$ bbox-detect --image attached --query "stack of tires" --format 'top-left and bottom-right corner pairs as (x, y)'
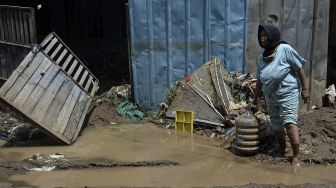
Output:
(234, 111), (259, 154)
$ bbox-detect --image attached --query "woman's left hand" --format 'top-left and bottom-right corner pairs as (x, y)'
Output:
(301, 88), (309, 103)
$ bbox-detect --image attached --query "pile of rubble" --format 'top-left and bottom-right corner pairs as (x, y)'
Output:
(96, 84), (145, 121)
(155, 58), (269, 145)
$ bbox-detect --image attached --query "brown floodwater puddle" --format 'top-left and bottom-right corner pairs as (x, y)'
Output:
(1, 123), (336, 187)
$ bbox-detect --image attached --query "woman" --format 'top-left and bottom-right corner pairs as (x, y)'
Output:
(253, 24), (309, 166)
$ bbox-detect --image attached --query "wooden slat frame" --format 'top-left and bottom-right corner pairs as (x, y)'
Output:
(0, 30), (99, 143)
(0, 10), (5, 40)
(0, 5), (36, 46)
(40, 33), (99, 97)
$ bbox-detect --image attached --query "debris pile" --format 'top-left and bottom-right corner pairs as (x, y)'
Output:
(0, 111), (47, 145)
(101, 84), (131, 106)
(95, 84), (146, 122)
(24, 153), (65, 172)
(323, 84), (336, 107)
(158, 57), (268, 144)
(0, 112), (19, 140)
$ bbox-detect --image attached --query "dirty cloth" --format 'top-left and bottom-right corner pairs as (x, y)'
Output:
(116, 101), (144, 120)
(257, 44), (305, 129)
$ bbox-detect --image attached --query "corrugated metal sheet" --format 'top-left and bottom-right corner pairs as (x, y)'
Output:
(129, 0), (247, 110)
(246, 0), (329, 109)
(129, 0), (329, 110)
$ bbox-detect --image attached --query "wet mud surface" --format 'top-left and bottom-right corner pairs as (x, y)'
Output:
(253, 107), (336, 166)
(0, 158), (180, 175)
(1, 104), (336, 187)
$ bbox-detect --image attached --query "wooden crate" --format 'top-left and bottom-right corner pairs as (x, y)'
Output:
(0, 32), (99, 144)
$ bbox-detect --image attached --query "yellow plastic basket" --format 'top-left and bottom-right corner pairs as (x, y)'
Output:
(175, 111), (194, 133)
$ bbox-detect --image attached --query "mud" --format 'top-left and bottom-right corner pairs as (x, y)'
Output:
(0, 158), (180, 173)
(298, 107), (336, 164)
(253, 107), (336, 166)
(0, 124), (335, 187)
(1, 101), (336, 187)
(88, 102), (132, 126)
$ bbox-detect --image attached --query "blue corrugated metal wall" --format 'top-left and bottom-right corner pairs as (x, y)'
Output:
(129, 0), (247, 110)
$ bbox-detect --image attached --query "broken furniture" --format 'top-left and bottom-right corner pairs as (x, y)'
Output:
(0, 32), (99, 144)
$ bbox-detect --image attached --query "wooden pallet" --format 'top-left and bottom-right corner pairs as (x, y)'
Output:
(0, 33), (99, 144)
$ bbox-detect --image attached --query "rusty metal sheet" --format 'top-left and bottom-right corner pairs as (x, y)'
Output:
(0, 33), (99, 144)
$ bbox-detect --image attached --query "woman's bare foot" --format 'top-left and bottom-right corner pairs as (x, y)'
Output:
(292, 157), (301, 167)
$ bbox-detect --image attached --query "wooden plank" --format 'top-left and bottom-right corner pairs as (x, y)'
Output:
(73, 65), (83, 81)
(28, 8), (36, 42)
(6, 10), (12, 42)
(21, 62), (60, 114)
(90, 81), (98, 96)
(12, 57), (51, 107)
(64, 91), (89, 140)
(0, 55), (7, 78)
(4, 9), (10, 42)
(0, 40), (30, 48)
(22, 12), (29, 44)
(61, 54), (73, 70)
(84, 75), (93, 91)
(53, 85), (81, 134)
(50, 32), (98, 82)
(30, 71), (66, 122)
(0, 52), (44, 96)
(55, 48), (68, 64)
(4, 55), (46, 102)
(14, 10), (21, 43)
(50, 43), (63, 59)
(0, 10), (5, 40)
(71, 97), (92, 142)
(41, 77), (75, 129)
(0, 51), (35, 95)
(0, 92), (70, 145)
(78, 70), (88, 86)
(9, 9), (16, 43)
(66, 59), (78, 75)
(40, 34), (54, 48)
(18, 10), (24, 45)
(1, 10), (6, 41)
(44, 37), (58, 54)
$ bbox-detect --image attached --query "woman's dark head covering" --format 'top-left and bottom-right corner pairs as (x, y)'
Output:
(258, 24), (286, 57)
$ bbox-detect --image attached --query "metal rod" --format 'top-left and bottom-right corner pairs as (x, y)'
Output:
(185, 81), (225, 121)
(214, 58), (228, 114)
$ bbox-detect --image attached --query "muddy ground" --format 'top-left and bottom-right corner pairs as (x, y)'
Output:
(253, 107), (336, 166)
(0, 101), (336, 187)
